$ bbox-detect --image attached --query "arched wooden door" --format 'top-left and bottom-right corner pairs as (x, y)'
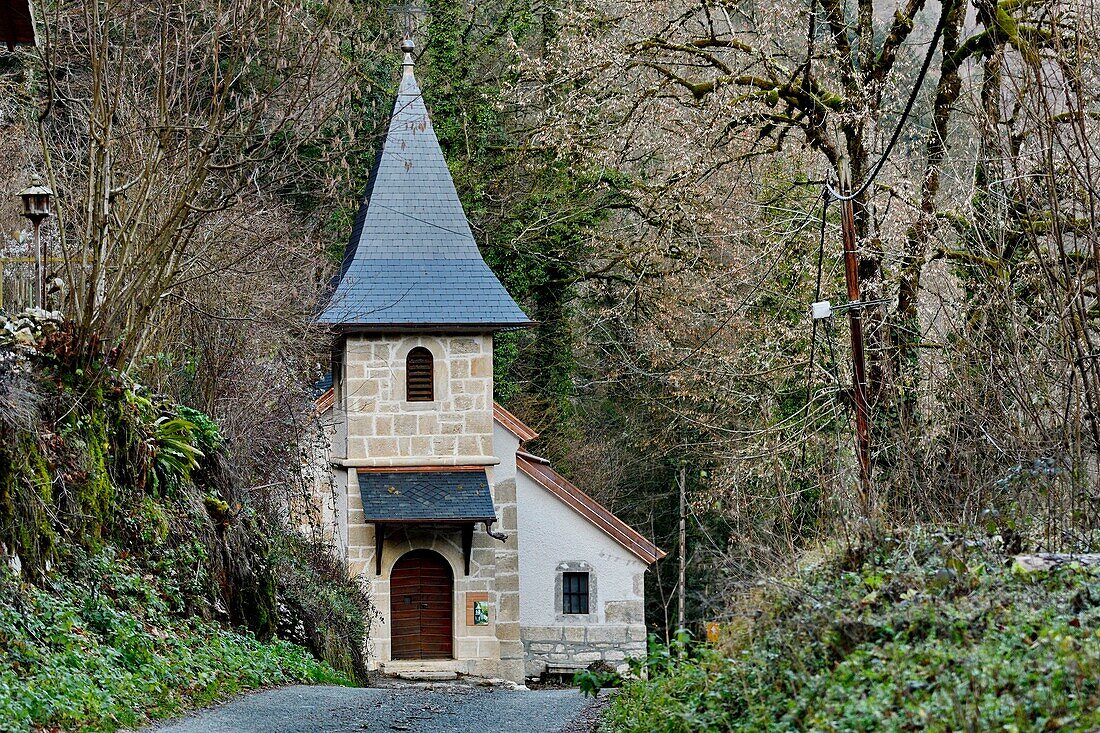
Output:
(390, 550), (454, 660)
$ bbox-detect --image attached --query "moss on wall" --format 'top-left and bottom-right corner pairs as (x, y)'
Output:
(0, 437), (56, 576)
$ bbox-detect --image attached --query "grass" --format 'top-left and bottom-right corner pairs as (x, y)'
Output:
(0, 547), (351, 733)
(601, 528), (1100, 732)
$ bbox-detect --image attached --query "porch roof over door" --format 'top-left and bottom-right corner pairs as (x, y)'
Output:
(356, 468), (497, 523)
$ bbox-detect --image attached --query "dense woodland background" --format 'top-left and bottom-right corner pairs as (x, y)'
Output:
(3, 0), (1099, 641)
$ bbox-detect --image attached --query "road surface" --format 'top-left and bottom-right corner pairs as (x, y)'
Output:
(140, 681), (605, 733)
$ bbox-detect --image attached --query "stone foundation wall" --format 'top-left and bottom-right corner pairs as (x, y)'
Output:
(521, 624), (647, 679)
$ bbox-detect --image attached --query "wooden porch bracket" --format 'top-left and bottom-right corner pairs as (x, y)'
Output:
(462, 523), (473, 576)
(375, 523), (385, 575)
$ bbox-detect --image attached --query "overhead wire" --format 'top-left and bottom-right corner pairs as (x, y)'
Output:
(823, 0), (956, 201)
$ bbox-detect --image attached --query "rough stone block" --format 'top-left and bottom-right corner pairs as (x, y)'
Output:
(522, 626), (563, 641)
(432, 436), (457, 454)
(466, 413), (492, 434)
(585, 625), (628, 644)
(498, 592), (520, 621)
(350, 397), (378, 413)
(347, 524), (372, 547)
(367, 437), (399, 457)
(495, 621), (521, 643)
(563, 627), (586, 643)
(604, 600), (645, 624)
(471, 356), (492, 378)
(452, 338), (481, 354)
(373, 414), (393, 435)
(347, 416), (373, 437)
(456, 436), (480, 456)
(346, 338), (371, 355)
(493, 478), (517, 503)
(417, 414), (439, 434)
(394, 414), (417, 435)
(494, 553), (518, 575)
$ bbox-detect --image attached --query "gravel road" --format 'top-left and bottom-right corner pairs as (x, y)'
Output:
(140, 682), (604, 733)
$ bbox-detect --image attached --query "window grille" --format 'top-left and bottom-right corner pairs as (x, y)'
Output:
(562, 571), (590, 614)
(406, 347), (434, 401)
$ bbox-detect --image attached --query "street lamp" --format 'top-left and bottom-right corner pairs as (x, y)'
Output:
(18, 175), (53, 309)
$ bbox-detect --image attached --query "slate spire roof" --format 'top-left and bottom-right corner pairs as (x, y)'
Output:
(320, 39), (533, 332)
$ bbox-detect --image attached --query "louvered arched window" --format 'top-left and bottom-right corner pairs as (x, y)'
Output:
(406, 347), (434, 402)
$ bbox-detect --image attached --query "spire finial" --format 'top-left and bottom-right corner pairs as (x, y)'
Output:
(401, 37), (415, 68)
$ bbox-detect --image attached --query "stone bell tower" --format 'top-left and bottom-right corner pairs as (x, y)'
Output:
(318, 39), (533, 682)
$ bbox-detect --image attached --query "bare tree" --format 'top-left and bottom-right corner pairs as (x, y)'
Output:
(32, 0), (372, 365)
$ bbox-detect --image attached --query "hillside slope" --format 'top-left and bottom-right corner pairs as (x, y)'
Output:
(602, 529), (1100, 732)
(0, 311), (372, 732)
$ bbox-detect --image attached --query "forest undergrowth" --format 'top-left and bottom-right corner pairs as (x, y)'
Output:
(600, 527), (1100, 732)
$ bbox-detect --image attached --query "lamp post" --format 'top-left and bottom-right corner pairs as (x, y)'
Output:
(18, 176), (53, 310)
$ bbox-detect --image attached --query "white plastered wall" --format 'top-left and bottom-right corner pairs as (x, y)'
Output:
(514, 467), (648, 677)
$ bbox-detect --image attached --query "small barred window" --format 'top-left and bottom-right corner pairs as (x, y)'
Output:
(406, 347), (434, 402)
(562, 572), (590, 614)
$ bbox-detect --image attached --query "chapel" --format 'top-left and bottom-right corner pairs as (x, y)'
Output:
(312, 39), (664, 683)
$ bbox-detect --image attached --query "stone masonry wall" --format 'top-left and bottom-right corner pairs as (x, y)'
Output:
(333, 332), (525, 682)
(342, 335), (494, 464)
(486, 476), (523, 682)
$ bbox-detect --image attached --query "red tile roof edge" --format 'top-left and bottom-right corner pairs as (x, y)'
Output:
(516, 454), (667, 565)
(493, 402), (539, 442)
(315, 387), (335, 415)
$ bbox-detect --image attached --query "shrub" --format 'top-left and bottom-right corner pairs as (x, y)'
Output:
(602, 529), (1100, 732)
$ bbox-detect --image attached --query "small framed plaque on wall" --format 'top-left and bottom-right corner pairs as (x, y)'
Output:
(466, 592), (490, 626)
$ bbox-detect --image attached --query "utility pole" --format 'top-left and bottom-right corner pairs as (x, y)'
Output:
(838, 163), (873, 507)
(677, 465), (686, 636)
